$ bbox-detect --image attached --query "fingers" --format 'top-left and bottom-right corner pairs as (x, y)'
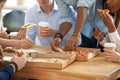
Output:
(20, 38), (35, 49)
(39, 28), (55, 37)
(104, 48), (114, 53)
(64, 36), (79, 51)
(51, 38), (61, 51)
(0, 31), (8, 38)
(17, 28), (26, 39)
(93, 28), (104, 41)
(65, 39), (75, 51)
(0, 45), (4, 59)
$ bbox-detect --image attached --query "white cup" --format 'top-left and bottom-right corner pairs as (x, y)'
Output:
(9, 32), (18, 39)
(104, 42), (116, 50)
(38, 21), (50, 38)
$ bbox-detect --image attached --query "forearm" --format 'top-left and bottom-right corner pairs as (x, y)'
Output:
(73, 7), (87, 34)
(107, 25), (116, 33)
(59, 22), (72, 36)
(0, 38), (19, 48)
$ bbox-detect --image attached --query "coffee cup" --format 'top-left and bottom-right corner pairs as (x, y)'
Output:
(104, 42), (116, 50)
(38, 21), (50, 38)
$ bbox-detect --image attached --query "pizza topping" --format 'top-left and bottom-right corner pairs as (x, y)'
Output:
(97, 9), (110, 14)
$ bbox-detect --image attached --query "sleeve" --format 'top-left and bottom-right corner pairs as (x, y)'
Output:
(99, 35), (111, 46)
(77, 0), (96, 8)
(25, 9), (37, 41)
(55, 0), (74, 25)
(0, 65), (14, 80)
(108, 30), (120, 52)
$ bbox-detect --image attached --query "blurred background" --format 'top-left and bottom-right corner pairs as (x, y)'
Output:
(2, 0), (37, 33)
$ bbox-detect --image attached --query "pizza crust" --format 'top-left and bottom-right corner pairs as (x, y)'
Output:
(22, 23), (36, 29)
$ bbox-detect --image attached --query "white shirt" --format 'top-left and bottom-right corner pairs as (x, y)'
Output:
(100, 15), (120, 52)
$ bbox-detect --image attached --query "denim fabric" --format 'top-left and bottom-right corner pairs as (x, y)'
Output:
(0, 65), (14, 80)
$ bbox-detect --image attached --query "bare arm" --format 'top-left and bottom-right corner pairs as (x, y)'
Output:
(59, 22), (72, 36)
(74, 7), (87, 34)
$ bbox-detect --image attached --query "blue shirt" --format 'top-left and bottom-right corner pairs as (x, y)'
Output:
(25, 1), (76, 46)
(0, 65), (14, 80)
(55, 0), (108, 38)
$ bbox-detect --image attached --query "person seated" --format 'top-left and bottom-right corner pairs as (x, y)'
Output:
(0, 45), (26, 80)
(0, 0), (35, 49)
(93, 0), (120, 63)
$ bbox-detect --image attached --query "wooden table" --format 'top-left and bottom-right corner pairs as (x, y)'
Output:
(11, 55), (120, 80)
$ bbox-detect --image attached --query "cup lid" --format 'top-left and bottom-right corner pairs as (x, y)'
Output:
(104, 42), (116, 47)
(38, 21), (50, 27)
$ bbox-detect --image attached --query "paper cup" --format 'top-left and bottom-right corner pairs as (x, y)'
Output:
(104, 42), (116, 50)
(38, 21), (50, 38)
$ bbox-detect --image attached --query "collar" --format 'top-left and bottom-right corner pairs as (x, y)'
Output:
(36, 1), (58, 13)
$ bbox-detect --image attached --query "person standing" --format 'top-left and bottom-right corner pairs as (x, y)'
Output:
(25, 0), (76, 47)
(51, 0), (108, 51)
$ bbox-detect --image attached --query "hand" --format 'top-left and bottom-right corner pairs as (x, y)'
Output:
(93, 28), (104, 42)
(17, 28), (26, 39)
(104, 48), (120, 62)
(64, 36), (80, 51)
(51, 37), (62, 51)
(15, 38), (35, 49)
(11, 52), (26, 71)
(39, 27), (57, 38)
(0, 45), (3, 59)
(0, 31), (9, 39)
(0, 2), (5, 11)
(98, 10), (116, 33)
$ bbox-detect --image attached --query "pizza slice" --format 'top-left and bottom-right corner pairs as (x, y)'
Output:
(97, 9), (110, 14)
(56, 47), (64, 52)
(15, 49), (24, 57)
(22, 23), (36, 29)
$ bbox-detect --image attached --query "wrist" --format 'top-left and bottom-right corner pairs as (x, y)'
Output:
(72, 32), (81, 38)
(53, 32), (63, 40)
(9, 61), (18, 72)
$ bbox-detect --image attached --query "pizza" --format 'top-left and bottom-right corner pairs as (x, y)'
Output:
(66, 48), (100, 61)
(3, 47), (23, 57)
(103, 9), (110, 14)
(15, 49), (24, 57)
(22, 23), (36, 29)
(3, 47), (16, 53)
(97, 9), (110, 14)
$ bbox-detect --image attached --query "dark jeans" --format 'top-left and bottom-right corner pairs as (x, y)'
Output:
(79, 33), (104, 51)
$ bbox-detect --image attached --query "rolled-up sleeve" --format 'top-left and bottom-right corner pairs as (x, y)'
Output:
(55, 0), (74, 25)
(77, 0), (96, 8)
